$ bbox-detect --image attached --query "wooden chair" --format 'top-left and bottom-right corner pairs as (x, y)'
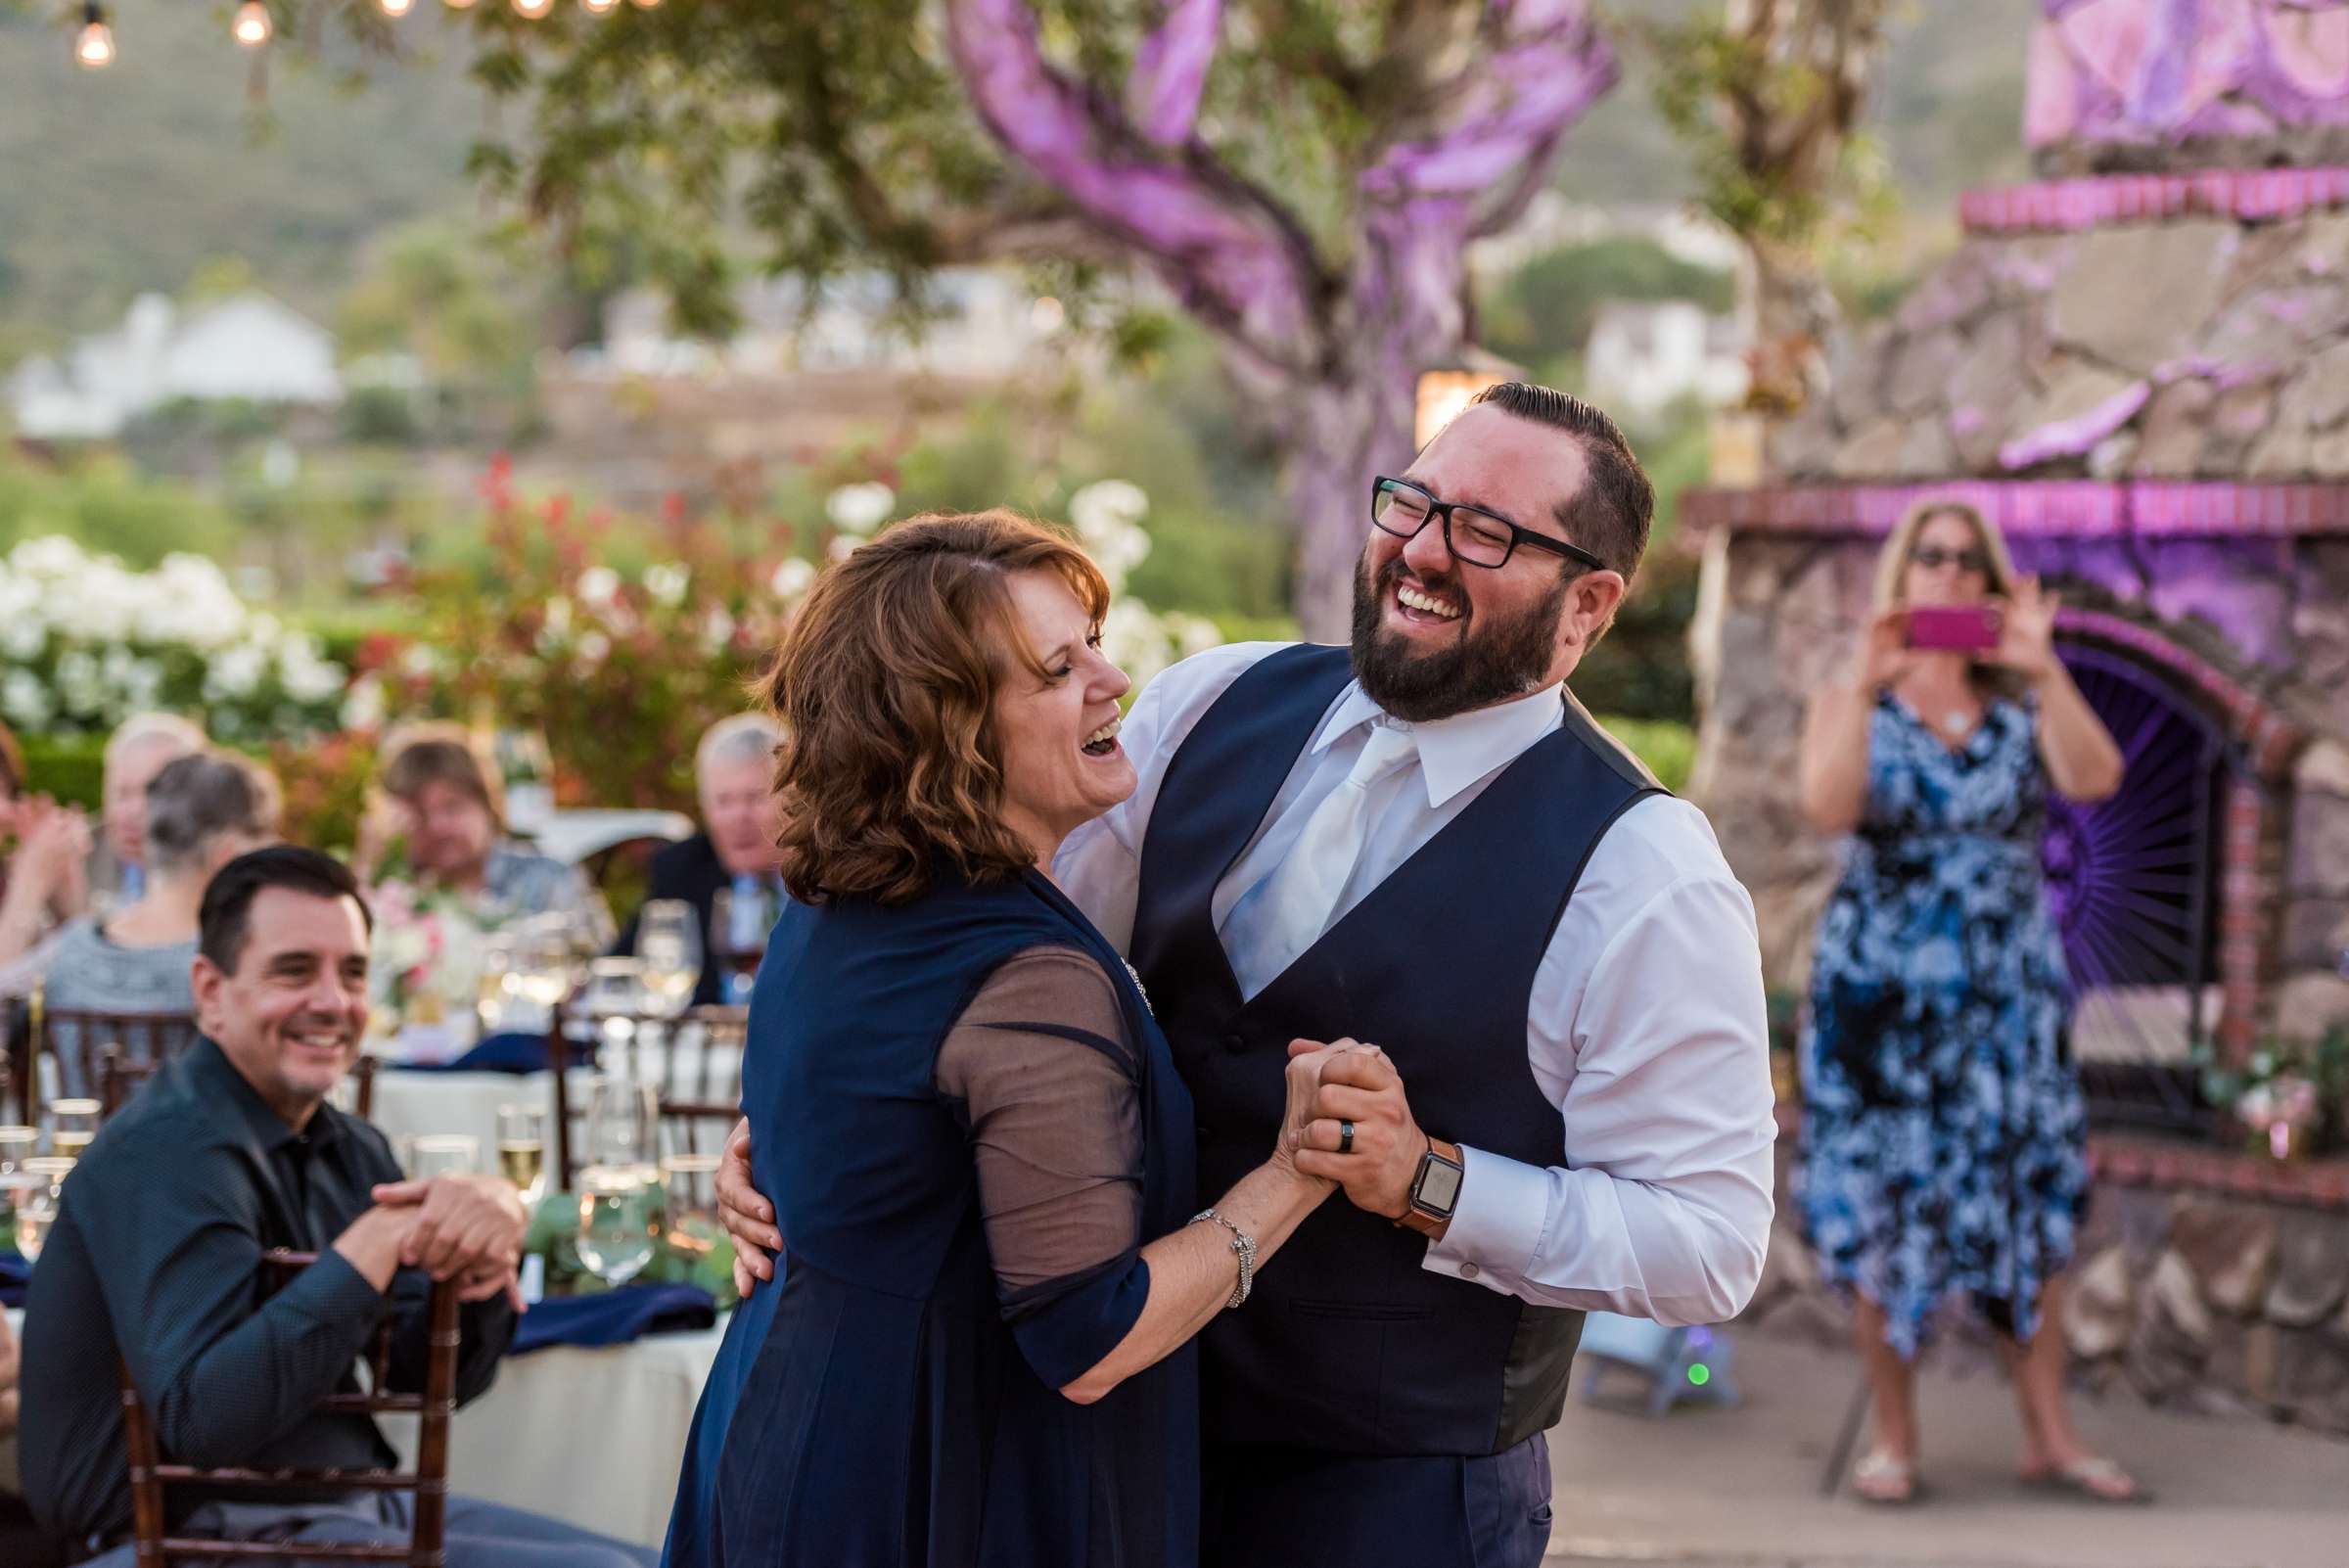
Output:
(547, 1004), (747, 1188)
(98, 1051), (378, 1124)
(26, 992), (200, 1121)
(116, 1248), (460, 1567)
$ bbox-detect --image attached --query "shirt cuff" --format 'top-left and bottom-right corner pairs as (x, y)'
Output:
(1419, 1145), (1550, 1298)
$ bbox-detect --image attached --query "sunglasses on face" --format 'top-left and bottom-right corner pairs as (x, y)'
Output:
(1909, 544), (1991, 576)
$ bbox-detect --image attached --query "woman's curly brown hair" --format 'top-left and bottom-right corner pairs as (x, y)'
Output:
(762, 510), (1110, 905)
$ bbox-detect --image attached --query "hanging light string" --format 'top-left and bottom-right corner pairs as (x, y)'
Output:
(69, 0), (656, 68)
(73, 0), (115, 68)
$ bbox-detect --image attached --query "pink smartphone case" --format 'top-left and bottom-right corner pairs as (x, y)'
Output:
(1906, 605), (2002, 651)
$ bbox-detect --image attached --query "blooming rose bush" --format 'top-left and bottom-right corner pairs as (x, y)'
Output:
(0, 536), (346, 744)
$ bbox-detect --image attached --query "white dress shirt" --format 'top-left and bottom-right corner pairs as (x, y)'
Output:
(1055, 641), (1777, 1327)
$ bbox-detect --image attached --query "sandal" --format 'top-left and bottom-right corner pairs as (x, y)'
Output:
(2022, 1454), (2149, 1504)
(1852, 1448), (1922, 1504)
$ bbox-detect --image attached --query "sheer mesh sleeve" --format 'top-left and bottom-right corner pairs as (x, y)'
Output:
(936, 945), (1144, 1303)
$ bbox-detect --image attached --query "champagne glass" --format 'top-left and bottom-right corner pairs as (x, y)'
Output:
(575, 1163), (662, 1289)
(15, 1156), (75, 1262)
(408, 1133), (481, 1180)
(48, 1098), (100, 1160)
(0, 1125), (36, 1180)
(637, 899), (702, 1019)
(496, 1103), (548, 1205)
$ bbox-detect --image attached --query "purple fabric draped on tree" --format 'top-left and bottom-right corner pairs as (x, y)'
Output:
(2030, 0), (2349, 150)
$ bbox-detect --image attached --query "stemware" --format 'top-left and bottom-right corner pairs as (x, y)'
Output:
(48, 1098), (100, 1160)
(496, 1103), (549, 1205)
(408, 1133), (482, 1180)
(15, 1156), (75, 1261)
(636, 899), (703, 1019)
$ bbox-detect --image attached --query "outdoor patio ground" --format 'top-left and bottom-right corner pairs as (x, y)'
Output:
(1543, 1324), (2346, 1568)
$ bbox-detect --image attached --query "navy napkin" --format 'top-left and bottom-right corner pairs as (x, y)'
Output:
(510, 1281), (716, 1355)
(1, 1249), (27, 1309)
(394, 1031), (589, 1075)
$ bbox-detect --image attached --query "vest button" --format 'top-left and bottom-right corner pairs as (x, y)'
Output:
(1222, 1033), (1247, 1054)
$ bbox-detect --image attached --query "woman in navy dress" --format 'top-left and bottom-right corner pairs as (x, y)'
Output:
(1796, 499), (2135, 1505)
(662, 511), (1338, 1568)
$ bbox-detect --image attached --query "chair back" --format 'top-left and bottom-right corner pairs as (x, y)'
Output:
(547, 1004), (746, 1188)
(98, 1051), (376, 1125)
(116, 1248), (460, 1566)
(28, 993), (200, 1119)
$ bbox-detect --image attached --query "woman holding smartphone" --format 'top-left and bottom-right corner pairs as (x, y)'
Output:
(1796, 499), (2132, 1505)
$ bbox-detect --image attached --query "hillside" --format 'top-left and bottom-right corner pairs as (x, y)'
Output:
(0, 0), (2040, 353)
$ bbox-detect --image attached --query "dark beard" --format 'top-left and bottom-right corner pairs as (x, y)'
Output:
(1349, 553), (1571, 722)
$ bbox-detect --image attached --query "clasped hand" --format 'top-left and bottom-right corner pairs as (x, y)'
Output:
(365, 1174), (530, 1309)
(1279, 1038), (1424, 1222)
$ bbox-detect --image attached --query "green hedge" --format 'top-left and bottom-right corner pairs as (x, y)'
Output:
(1598, 716), (1695, 795)
(19, 732), (109, 810)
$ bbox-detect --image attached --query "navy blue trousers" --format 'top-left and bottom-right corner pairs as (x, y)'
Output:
(83, 1495), (658, 1568)
(1201, 1434), (1552, 1568)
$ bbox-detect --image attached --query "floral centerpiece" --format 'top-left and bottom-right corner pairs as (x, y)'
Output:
(2197, 1031), (2349, 1160)
(365, 875), (493, 1055)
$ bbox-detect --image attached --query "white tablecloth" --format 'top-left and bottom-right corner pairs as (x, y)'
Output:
(366, 1067), (585, 1164)
(387, 1318), (726, 1549)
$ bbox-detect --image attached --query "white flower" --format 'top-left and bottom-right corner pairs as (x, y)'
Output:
(54, 649), (106, 717)
(769, 558), (816, 600)
(644, 562), (691, 608)
(826, 534), (860, 564)
(702, 607), (737, 652)
(1, 670), (51, 729)
(341, 674), (387, 733)
(1069, 479), (1149, 535)
(1, 620), (47, 661)
(577, 631), (612, 667)
(576, 566), (621, 607)
(205, 642), (270, 701)
(280, 650), (347, 705)
(400, 644), (447, 678)
(825, 482), (897, 536)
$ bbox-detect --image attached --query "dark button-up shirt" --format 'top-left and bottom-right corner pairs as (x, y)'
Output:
(20, 1037), (516, 1544)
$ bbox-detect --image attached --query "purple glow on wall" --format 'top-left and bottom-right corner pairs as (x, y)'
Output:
(2029, 0), (2349, 147)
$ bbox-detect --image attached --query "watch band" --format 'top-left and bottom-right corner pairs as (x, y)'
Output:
(1395, 1137), (1464, 1238)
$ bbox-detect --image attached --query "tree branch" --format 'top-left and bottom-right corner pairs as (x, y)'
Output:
(1128, 0), (1223, 146)
(945, 0), (1326, 373)
(1356, 0), (1618, 243)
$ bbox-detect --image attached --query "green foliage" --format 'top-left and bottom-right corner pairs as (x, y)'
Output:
(17, 732), (108, 812)
(0, 453), (244, 566)
(1595, 715), (1695, 796)
(1479, 238), (1733, 368)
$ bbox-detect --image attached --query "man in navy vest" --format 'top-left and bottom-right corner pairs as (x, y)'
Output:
(718, 383), (1775, 1566)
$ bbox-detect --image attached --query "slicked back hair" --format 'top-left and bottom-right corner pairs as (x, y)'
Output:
(1464, 382), (1654, 583)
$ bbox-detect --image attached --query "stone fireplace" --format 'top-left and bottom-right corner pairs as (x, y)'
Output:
(1684, 0), (2349, 1428)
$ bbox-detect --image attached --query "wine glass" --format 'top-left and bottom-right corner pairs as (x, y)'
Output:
(508, 915), (578, 1030)
(48, 1099), (100, 1160)
(15, 1156), (75, 1262)
(476, 930), (520, 1035)
(584, 1077), (663, 1181)
(636, 900), (702, 1020)
(575, 1163), (662, 1289)
(710, 884), (775, 1001)
(0, 1125), (37, 1180)
(582, 957), (646, 1073)
(408, 1133), (481, 1180)
(496, 1103), (548, 1205)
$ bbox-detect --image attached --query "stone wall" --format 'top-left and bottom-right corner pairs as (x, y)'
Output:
(1742, 1138), (2349, 1436)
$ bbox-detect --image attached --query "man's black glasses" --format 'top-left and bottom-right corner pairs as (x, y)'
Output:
(1910, 544), (1991, 575)
(1369, 476), (1608, 574)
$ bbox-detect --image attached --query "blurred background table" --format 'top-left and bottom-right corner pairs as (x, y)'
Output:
(386, 1313), (726, 1549)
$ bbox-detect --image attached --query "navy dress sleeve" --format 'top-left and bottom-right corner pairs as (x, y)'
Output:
(935, 946), (1151, 1391)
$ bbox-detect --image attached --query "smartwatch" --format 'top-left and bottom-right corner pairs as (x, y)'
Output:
(1396, 1137), (1464, 1238)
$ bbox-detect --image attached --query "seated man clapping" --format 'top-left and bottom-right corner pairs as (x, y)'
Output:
(18, 846), (654, 1567)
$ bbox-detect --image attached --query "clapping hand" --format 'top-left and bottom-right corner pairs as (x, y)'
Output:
(1282, 1039), (1424, 1221)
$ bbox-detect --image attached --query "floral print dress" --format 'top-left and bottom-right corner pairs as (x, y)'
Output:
(1798, 693), (2089, 1359)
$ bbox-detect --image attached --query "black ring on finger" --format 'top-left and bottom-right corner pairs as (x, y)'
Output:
(1337, 1120), (1355, 1156)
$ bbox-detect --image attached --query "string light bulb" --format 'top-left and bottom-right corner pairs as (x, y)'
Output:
(73, 2), (115, 67)
(232, 0), (272, 45)
(629, 0), (661, 9)
(512, 0), (553, 18)
(440, 0), (477, 9)
(379, 0), (416, 16)
(582, 0), (621, 13)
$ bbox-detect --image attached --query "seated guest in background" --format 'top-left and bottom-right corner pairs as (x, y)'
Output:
(616, 713), (783, 1005)
(0, 718), (91, 967)
(18, 846), (656, 1567)
(85, 713), (207, 919)
(357, 722), (614, 944)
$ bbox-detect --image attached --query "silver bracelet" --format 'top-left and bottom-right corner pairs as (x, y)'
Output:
(1191, 1207), (1257, 1310)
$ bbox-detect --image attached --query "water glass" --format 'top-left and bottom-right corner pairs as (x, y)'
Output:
(663, 1151), (725, 1266)
(0, 1125), (37, 1179)
(477, 931), (520, 1034)
(637, 899), (703, 1019)
(576, 1164), (663, 1288)
(585, 1077), (663, 1181)
(496, 1103), (549, 1205)
(48, 1099), (100, 1161)
(15, 1156), (75, 1262)
(408, 1133), (481, 1180)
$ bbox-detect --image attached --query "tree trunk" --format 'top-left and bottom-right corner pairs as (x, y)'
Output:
(1281, 368), (1420, 643)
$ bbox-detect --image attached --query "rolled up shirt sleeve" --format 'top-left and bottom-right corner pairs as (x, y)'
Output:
(1421, 873), (1777, 1326)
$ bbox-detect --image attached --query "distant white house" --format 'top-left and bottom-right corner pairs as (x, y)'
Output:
(1583, 298), (1750, 417)
(6, 291), (342, 440)
(585, 267), (1068, 380)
